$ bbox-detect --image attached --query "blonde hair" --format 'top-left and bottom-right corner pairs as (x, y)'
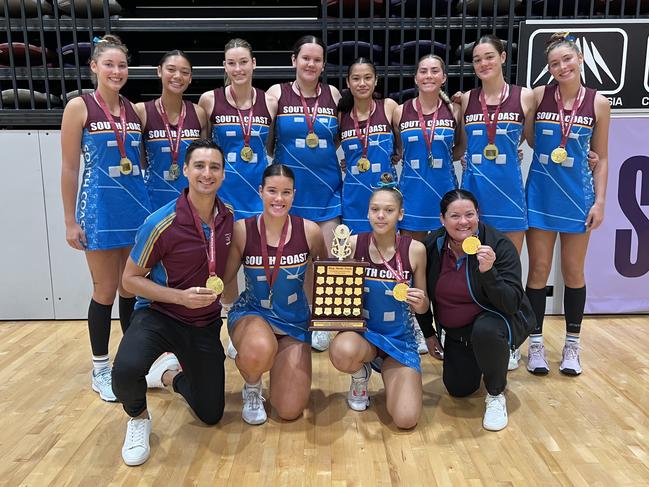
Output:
(90, 35), (129, 87)
(223, 38), (254, 86)
(545, 32), (581, 59)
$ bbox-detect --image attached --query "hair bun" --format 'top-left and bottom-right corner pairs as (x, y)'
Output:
(377, 172), (398, 189)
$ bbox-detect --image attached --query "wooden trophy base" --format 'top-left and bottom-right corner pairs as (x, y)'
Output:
(309, 258), (368, 332)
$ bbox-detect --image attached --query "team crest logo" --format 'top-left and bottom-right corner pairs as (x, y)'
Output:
(526, 28), (628, 95)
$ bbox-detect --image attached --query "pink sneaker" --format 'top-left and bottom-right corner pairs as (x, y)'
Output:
(527, 343), (549, 375)
(559, 342), (582, 376)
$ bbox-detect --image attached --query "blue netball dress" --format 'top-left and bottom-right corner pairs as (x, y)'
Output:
(142, 100), (202, 210)
(274, 82), (342, 222)
(77, 93), (152, 250)
(526, 85), (597, 233)
(228, 215), (312, 344)
(461, 85), (527, 232)
(339, 99), (395, 233)
(211, 87), (272, 220)
(354, 233), (420, 372)
(398, 99), (457, 231)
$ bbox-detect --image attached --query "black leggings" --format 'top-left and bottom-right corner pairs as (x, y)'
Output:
(442, 312), (510, 397)
(112, 307), (226, 425)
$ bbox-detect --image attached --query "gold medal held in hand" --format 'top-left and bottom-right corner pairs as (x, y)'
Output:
(205, 275), (224, 295)
(392, 282), (409, 302)
(357, 157), (371, 172)
(168, 163), (180, 181)
(240, 145), (254, 162)
(462, 235), (481, 255)
(120, 157), (133, 175)
(483, 144), (498, 160)
(550, 146), (568, 164)
(305, 132), (319, 148)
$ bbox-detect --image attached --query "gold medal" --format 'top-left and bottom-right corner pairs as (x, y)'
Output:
(483, 144), (498, 160)
(357, 157), (371, 172)
(392, 282), (409, 302)
(168, 163), (180, 181)
(120, 157), (133, 175)
(551, 146), (568, 164)
(462, 236), (481, 255)
(240, 145), (254, 162)
(205, 275), (224, 295)
(305, 132), (319, 148)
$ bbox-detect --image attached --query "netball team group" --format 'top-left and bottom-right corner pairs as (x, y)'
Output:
(60, 31), (609, 466)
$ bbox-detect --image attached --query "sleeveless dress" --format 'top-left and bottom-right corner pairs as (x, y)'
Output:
(77, 92), (152, 250)
(211, 87), (272, 220)
(461, 85), (527, 232)
(228, 215), (312, 344)
(339, 99), (396, 233)
(354, 233), (420, 372)
(274, 82), (342, 222)
(142, 99), (202, 210)
(398, 99), (457, 231)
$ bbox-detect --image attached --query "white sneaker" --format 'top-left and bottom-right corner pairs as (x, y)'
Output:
(226, 339), (238, 360)
(311, 330), (333, 352)
(483, 393), (508, 431)
(413, 319), (429, 354)
(347, 363), (371, 411)
(508, 348), (521, 371)
(121, 412), (152, 466)
(242, 382), (267, 425)
(92, 367), (117, 402)
(145, 353), (180, 389)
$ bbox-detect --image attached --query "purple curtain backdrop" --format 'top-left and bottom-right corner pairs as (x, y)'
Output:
(585, 117), (649, 313)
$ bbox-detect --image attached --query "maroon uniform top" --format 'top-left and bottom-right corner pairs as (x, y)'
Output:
(434, 243), (483, 329)
(131, 189), (234, 326)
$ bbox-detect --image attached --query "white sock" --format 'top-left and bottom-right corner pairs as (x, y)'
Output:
(351, 364), (369, 380)
(565, 333), (580, 345)
(529, 334), (544, 345)
(92, 355), (110, 373)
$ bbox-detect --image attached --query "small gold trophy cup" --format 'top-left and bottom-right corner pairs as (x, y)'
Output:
(309, 224), (368, 332)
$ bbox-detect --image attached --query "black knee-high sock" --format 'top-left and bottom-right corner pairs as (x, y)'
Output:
(526, 287), (547, 335)
(118, 296), (136, 334)
(88, 299), (113, 356)
(564, 286), (586, 334)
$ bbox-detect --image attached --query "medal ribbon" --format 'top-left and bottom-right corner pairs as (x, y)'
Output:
(555, 85), (585, 149)
(371, 234), (406, 283)
(229, 86), (255, 148)
(351, 100), (375, 159)
(94, 91), (128, 159)
(295, 82), (321, 136)
(259, 215), (290, 294)
(478, 83), (508, 146)
(157, 98), (186, 166)
(188, 197), (218, 277)
(415, 97), (441, 158)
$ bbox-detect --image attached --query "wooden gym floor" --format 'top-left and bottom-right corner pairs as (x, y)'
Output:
(1, 315), (648, 486)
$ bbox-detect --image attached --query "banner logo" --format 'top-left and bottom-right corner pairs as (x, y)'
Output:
(526, 28), (628, 95)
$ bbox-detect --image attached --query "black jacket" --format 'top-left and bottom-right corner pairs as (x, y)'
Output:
(416, 222), (536, 349)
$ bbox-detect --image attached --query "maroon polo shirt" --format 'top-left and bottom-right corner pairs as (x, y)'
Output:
(434, 243), (483, 329)
(131, 189), (234, 326)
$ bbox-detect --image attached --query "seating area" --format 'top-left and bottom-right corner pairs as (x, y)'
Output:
(1, 0), (646, 126)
